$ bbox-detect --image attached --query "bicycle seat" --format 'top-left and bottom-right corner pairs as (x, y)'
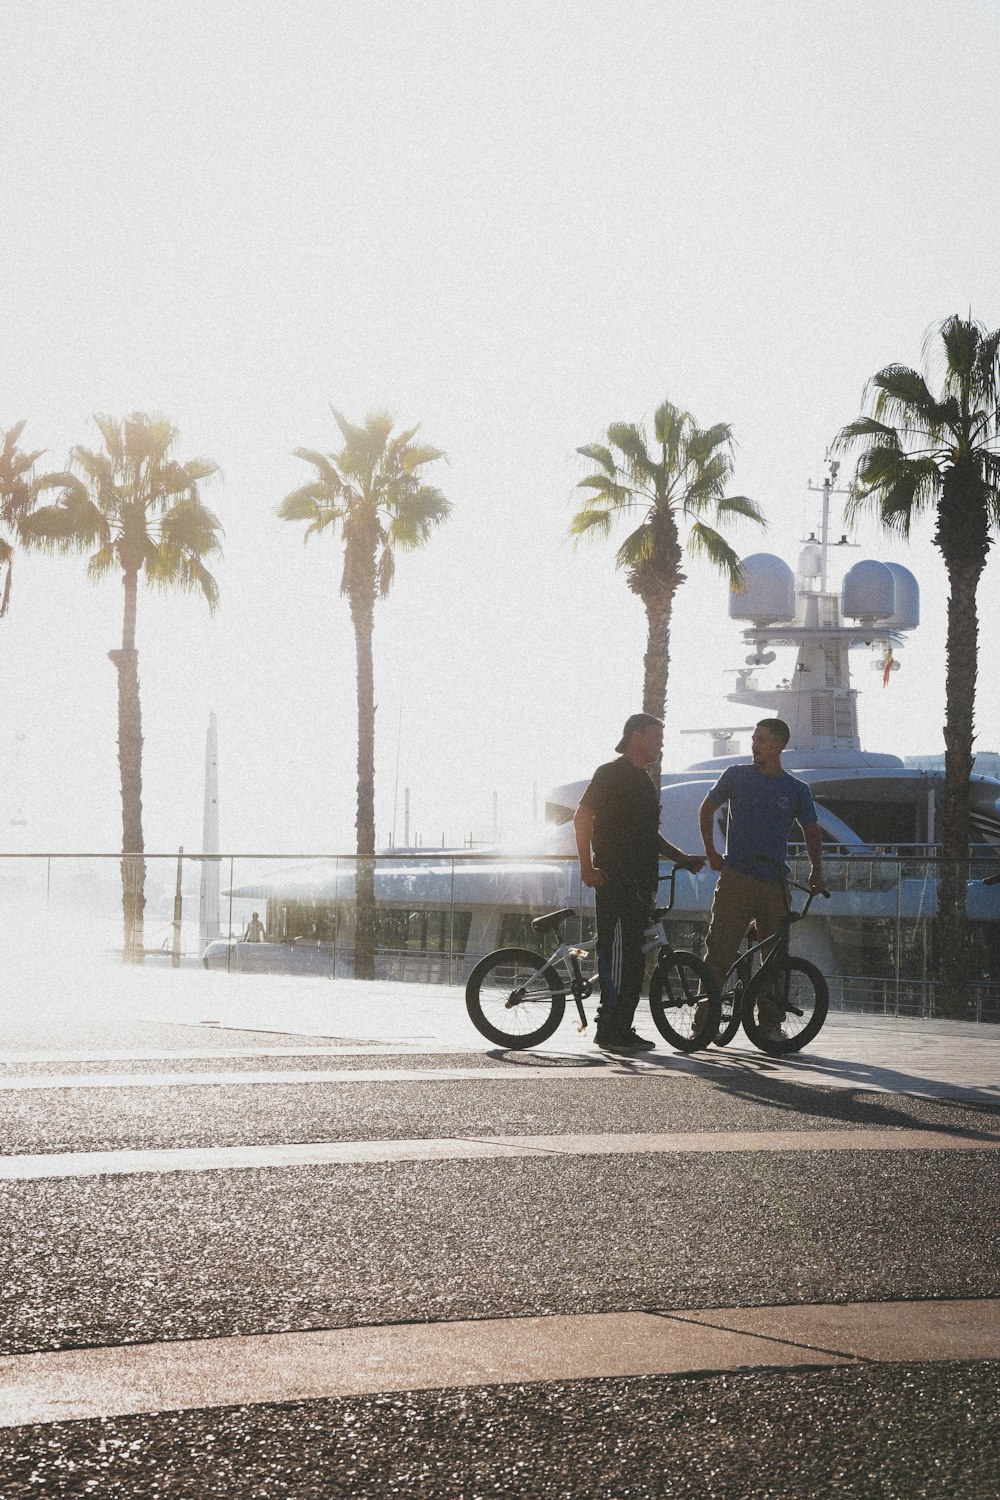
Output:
(530, 907), (576, 935)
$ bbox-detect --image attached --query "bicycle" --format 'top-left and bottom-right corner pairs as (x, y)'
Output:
(708, 875), (831, 1056)
(464, 867), (721, 1052)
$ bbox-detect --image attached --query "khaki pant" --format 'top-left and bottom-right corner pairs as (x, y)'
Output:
(704, 866), (790, 1021)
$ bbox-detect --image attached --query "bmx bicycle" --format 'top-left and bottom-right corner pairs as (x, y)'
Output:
(465, 867), (721, 1052)
(705, 874), (831, 1056)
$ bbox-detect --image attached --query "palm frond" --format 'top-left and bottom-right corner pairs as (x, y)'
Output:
(574, 474), (639, 508)
(712, 495), (767, 527)
(329, 406), (372, 453)
(22, 486), (108, 552)
(686, 521), (743, 581)
(387, 485), (452, 548)
(0, 420), (29, 459)
(92, 415), (124, 466)
(869, 366), (941, 438)
(937, 314), (984, 393)
(614, 522), (654, 571)
(292, 447), (344, 490)
(147, 549), (220, 611)
(278, 487), (330, 522)
(86, 542), (119, 583)
(606, 422), (655, 479)
(399, 441), (446, 475)
(652, 400), (688, 465)
(680, 454), (733, 511)
(376, 545), (395, 598)
(845, 454), (940, 535)
(159, 497), (224, 558)
(975, 326), (1000, 408)
(833, 417), (904, 452)
(685, 421), (734, 466)
(568, 507), (616, 542)
(575, 443), (617, 476)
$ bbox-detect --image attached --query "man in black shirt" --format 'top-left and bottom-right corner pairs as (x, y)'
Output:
(574, 714), (705, 1052)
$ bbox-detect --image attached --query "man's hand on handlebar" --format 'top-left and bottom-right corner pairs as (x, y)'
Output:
(809, 872), (831, 897)
(673, 853), (706, 874)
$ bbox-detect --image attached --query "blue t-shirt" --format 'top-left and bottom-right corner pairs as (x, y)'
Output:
(708, 764), (817, 882)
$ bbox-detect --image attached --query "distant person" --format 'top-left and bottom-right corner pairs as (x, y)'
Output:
(243, 911), (266, 943)
(699, 717), (828, 1039)
(574, 713), (705, 1053)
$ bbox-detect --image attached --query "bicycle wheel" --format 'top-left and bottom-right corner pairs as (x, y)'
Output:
(742, 956), (828, 1055)
(648, 952), (721, 1053)
(465, 948), (566, 1049)
(714, 954), (752, 1047)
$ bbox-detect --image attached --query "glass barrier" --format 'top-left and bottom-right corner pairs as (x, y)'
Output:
(0, 850), (998, 1021)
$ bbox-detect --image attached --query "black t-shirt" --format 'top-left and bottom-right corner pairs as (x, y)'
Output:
(578, 757), (661, 893)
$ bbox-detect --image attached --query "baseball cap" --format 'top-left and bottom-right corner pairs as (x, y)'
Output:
(615, 713), (663, 754)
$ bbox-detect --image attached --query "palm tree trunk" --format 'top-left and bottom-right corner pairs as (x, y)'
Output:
(109, 567), (145, 964)
(632, 556), (678, 788)
(633, 509), (683, 786)
(349, 581), (377, 980)
(641, 594), (673, 787)
(936, 556), (982, 1017)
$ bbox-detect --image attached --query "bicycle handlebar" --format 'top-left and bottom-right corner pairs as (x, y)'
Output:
(791, 886), (831, 921)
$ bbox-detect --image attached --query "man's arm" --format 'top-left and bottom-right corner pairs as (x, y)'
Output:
(658, 833), (705, 873)
(801, 820), (829, 895)
(699, 795), (725, 872)
(573, 803), (605, 888)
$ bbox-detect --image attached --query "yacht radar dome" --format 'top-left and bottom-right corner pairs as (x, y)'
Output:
(881, 562), (920, 631)
(728, 553), (796, 624)
(841, 559), (895, 623)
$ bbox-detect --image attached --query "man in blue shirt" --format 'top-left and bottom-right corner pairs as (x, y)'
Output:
(698, 718), (828, 1036)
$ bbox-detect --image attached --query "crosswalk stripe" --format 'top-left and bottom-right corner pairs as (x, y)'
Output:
(1, 1297), (997, 1428)
(0, 1066), (577, 1091)
(2, 1127), (997, 1181)
(0, 1045), (467, 1064)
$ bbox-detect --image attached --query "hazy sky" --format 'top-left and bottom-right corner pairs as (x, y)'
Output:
(3, 0), (1000, 857)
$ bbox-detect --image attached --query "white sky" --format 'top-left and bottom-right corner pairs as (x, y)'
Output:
(2, 0), (1000, 857)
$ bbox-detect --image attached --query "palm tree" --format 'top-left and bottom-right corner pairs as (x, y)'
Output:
(0, 421), (45, 617)
(278, 408), (451, 979)
(834, 314), (1000, 1016)
(25, 412), (222, 963)
(572, 399), (765, 779)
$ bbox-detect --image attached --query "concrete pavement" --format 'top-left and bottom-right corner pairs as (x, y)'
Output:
(1, 963), (998, 1495)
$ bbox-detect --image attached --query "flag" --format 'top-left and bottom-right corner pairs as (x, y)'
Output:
(882, 648), (893, 688)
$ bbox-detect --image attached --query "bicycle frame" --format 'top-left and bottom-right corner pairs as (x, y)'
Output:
(721, 879), (822, 1005)
(510, 869), (686, 1031)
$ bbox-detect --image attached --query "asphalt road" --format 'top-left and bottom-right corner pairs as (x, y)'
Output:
(1, 1003), (999, 1498)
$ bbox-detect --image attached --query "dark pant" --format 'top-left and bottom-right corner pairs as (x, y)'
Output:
(595, 880), (649, 1035)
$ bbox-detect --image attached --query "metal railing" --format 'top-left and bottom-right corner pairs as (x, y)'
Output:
(1, 847), (998, 1019)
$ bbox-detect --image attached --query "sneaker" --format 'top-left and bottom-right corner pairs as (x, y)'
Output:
(621, 1028), (656, 1052)
(759, 1023), (785, 1045)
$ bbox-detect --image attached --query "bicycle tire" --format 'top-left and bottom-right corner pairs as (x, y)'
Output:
(714, 953), (752, 1047)
(465, 947), (566, 1049)
(741, 955), (829, 1055)
(648, 952), (721, 1053)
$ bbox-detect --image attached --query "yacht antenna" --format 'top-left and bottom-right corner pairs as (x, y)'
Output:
(806, 458), (850, 594)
